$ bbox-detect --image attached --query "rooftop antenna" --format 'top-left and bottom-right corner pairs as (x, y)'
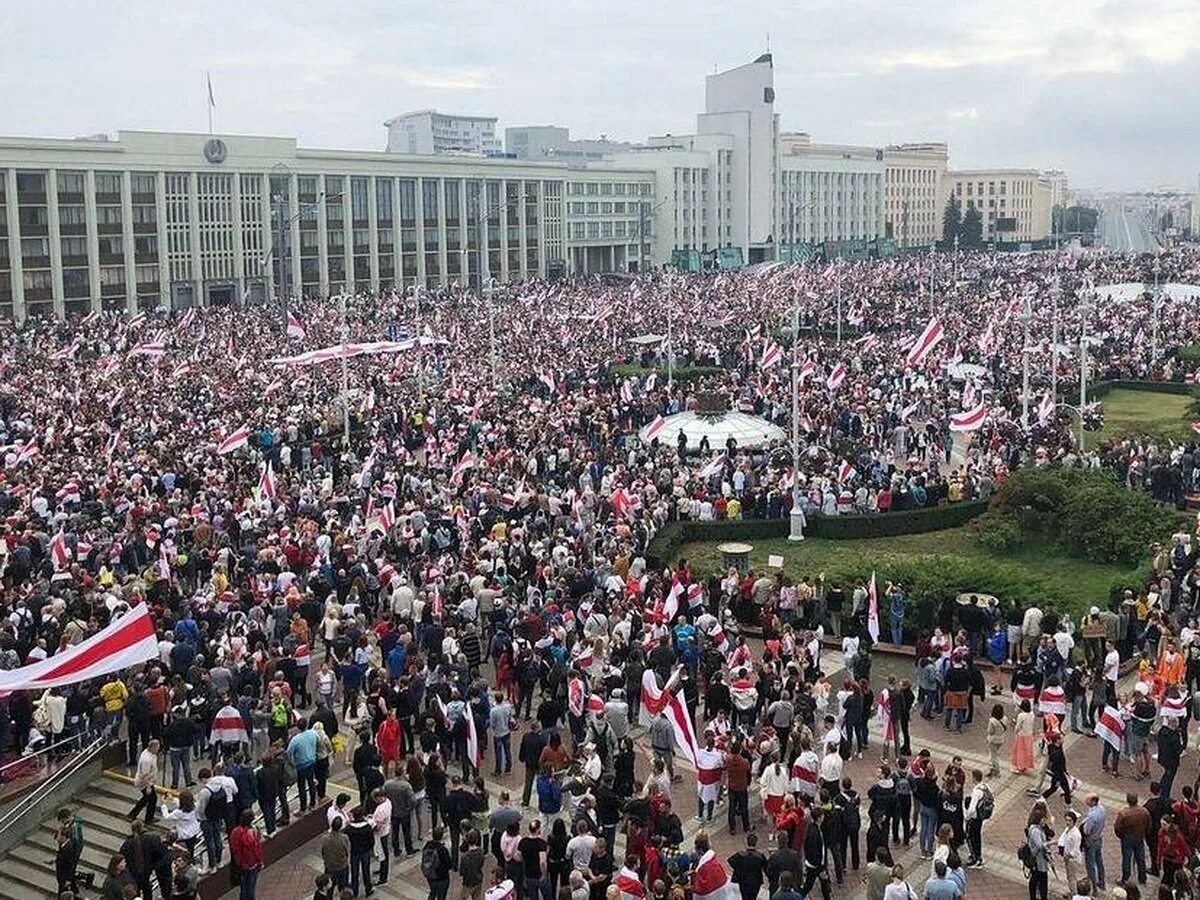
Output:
(766, 30), (771, 53)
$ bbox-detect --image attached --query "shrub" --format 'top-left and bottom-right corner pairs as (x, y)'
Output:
(976, 468), (1179, 567)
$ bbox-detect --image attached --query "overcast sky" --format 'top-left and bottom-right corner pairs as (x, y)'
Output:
(3, 0), (1197, 191)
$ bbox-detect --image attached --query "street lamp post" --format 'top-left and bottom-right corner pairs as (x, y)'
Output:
(1021, 290), (1032, 429)
(928, 243), (936, 315)
(484, 277), (500, 391)
(1050, 277), (1061, 406)
(1150, 256), (1162, 368)
(835, 254), (843, 344)
(1078, 288), (1094, 452)
(339, 290), (350, 445)
(789, 295), (805, 541)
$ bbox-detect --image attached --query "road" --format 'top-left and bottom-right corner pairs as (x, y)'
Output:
(1098, 197), (1159, 252)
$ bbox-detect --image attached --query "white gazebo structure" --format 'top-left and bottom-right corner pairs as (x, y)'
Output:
(637, 409), (786, 453)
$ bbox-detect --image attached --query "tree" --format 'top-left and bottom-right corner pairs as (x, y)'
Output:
(961, 204), (983, 248)
(941, 196), (962, 245)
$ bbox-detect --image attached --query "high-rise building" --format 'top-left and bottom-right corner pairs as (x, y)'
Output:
(697, 53), (779, 262)
(883, 143), (948, 248)
(1043, 169), (1069, 210)
(943, 169), (1053, 243)
(778, 133), (885, 248)
(384, 110), (501, 156)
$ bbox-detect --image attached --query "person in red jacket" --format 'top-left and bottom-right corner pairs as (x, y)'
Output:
(1157, 816), (1190, 888)
(376, 709), (402, 776)
(229, 809), (263, 900)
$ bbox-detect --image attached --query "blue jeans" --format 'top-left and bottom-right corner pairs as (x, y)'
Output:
(1121, 838), (1146, 884)
(942, 706), (964, 731)
(201, 819), (224, 869)
(296, 763), (317, 810)
(170, 747), (193, 788)
(1085, 841), (1105, 890)
(918, 803), (938, 855)
(524, 876), (550, 900)
(890, 617), (903, 645)
(239, 867), (259, 900)
(1070, 696), (1086, 732)
(493, 734), (511, 773)
(1161, 765), (1178, 800)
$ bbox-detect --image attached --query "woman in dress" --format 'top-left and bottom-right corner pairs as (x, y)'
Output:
(985, 704), (1007, 778)
(1010, 699), (1036, 774)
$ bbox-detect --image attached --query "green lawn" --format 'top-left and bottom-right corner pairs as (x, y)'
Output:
(1089, 388), (1194, 448)
(679, 526), (1147, 616)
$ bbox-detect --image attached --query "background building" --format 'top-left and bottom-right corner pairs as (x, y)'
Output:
(943, 169), (1053, 243)
(1043, 169), (1069, 210)
(505, 126), (630, 163)
(0, 130), (656, 320)
(384, 110), (501, 156)
(778, 133), (885, 251)
(883, 143), (948, 248)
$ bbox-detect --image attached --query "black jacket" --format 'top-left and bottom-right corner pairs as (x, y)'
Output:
(1158, 725), (1183, 769)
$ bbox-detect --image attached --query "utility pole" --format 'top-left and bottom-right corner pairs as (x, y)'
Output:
(485, 278), (499, 391)
(928, 243), (935, 315)
(1079, 292), (1091, 452)
(952, 233), (959, 285)
(339, 291), (350, 446)
(274, 191), (287, 326)
(789, 296), (804, 541)
(835, 254), (843, 343)
(1150, 256), (1162, 369)
(1021, 290), (1031, 429)
(1050, 277), (1061, 406)
(414, 285), (424, 404)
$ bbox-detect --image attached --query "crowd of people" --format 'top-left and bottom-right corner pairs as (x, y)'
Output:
(2, 247), (1200, 900)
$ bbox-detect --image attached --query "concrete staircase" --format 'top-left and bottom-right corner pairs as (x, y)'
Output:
(0, 771), (163, 900)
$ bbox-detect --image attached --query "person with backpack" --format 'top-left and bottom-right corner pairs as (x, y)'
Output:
(963, 769), (992, 868)
(1023, 805), (1051, 900)
(197, 768), (230, 874)
(420, 825), (453, 900)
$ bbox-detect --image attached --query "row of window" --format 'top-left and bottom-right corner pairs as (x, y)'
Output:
(567, 182), (652, 197)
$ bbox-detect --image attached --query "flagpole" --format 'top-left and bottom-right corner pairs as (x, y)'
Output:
(789, 296), (804, 542)
(206, 72), (213, 135)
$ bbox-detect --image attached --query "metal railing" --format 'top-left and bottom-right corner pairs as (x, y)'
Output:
(0, 734), (95, 776)
(0, 735), (108, 839)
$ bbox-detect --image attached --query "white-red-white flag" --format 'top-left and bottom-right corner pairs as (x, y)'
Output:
(129, 341), (166, 358)
(826, 361), (847, 391)
(798, 359), (816, 382)
(838, 459), (856, 483)
(16, 442), (39, 465)
(177, 307), (196, 330)
(210, 704), (250, 745)
(760, 341), (783, 371)
(286, 313), (307, 340)
(216, 425), (252, 455)
(692, 849), (733, 900)
(906, 317), (944, 367)
(699, 454), (726, 479)
(1094, 706), (1125, 752)
(49, 531), (71, 570)
(644, 415), (667, 441)
(258, 462), (277, 499)
(867, 570), (880, 642)
(950, 403), (988, 432)
(450, 452), (476, 484)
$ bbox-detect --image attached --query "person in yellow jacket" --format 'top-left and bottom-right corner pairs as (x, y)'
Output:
(99, 677), (128, 734)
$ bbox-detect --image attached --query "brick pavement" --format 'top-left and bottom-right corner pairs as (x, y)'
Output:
(231, 657), (1198, 900)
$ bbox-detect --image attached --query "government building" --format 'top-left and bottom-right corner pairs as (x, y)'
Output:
(0, 54), (1064, 321)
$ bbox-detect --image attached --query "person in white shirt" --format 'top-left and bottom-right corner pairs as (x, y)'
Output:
(1053, 628), (1075, 666)
(758, 753), (791, 819)
(818, 744), (843, 795)
(1057, 809), (1083, 893)
(1104, 642), (1120, 687)
(369, 788), (393, 883)
(963, 769), (990, 867)
(842, 634), (860, 673)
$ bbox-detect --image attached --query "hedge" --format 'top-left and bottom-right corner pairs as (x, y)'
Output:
(1089, 379), (1197, 398)
(645, 500), (988, 570)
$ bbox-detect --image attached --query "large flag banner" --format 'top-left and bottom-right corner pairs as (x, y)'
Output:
(949, 403), (988, 432)
(638, 668), (699, 765)
(0, 604), (157, 693)
(692, 849), (733, 900)
(211, 704), (250, 744)
(867, 570), (880, 642)
(216, 426), (252, 455)
(906, 317), (944, 367)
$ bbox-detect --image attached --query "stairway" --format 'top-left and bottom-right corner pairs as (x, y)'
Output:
(0, 771), (164, 900)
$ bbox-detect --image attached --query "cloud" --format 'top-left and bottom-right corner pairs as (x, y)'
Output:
(945, 107), (979, 122)
(363, 64), (493, 92)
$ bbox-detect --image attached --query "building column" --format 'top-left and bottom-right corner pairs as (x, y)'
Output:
(367, 177), (380, 293)
(342, 196), (353, 296)
(155, 172), (170, 305)
(83, 169), (100, 309)
(231, 173), (245, 299)
(186, 173), (202, 305)
(414, 178), (427, 286)
(261, 177), (274, 300)
(121, 171), (137, 311)
(46, 168), (64, 317)
(316, 188), (329, 298)
(288, 173), (301, 298)
(5, 169), (25, 323)
(436, 179), (448, 288)
(392, 177), (403, 288)
(499, 180), (509, 283)
(517, 182), (528, 280)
